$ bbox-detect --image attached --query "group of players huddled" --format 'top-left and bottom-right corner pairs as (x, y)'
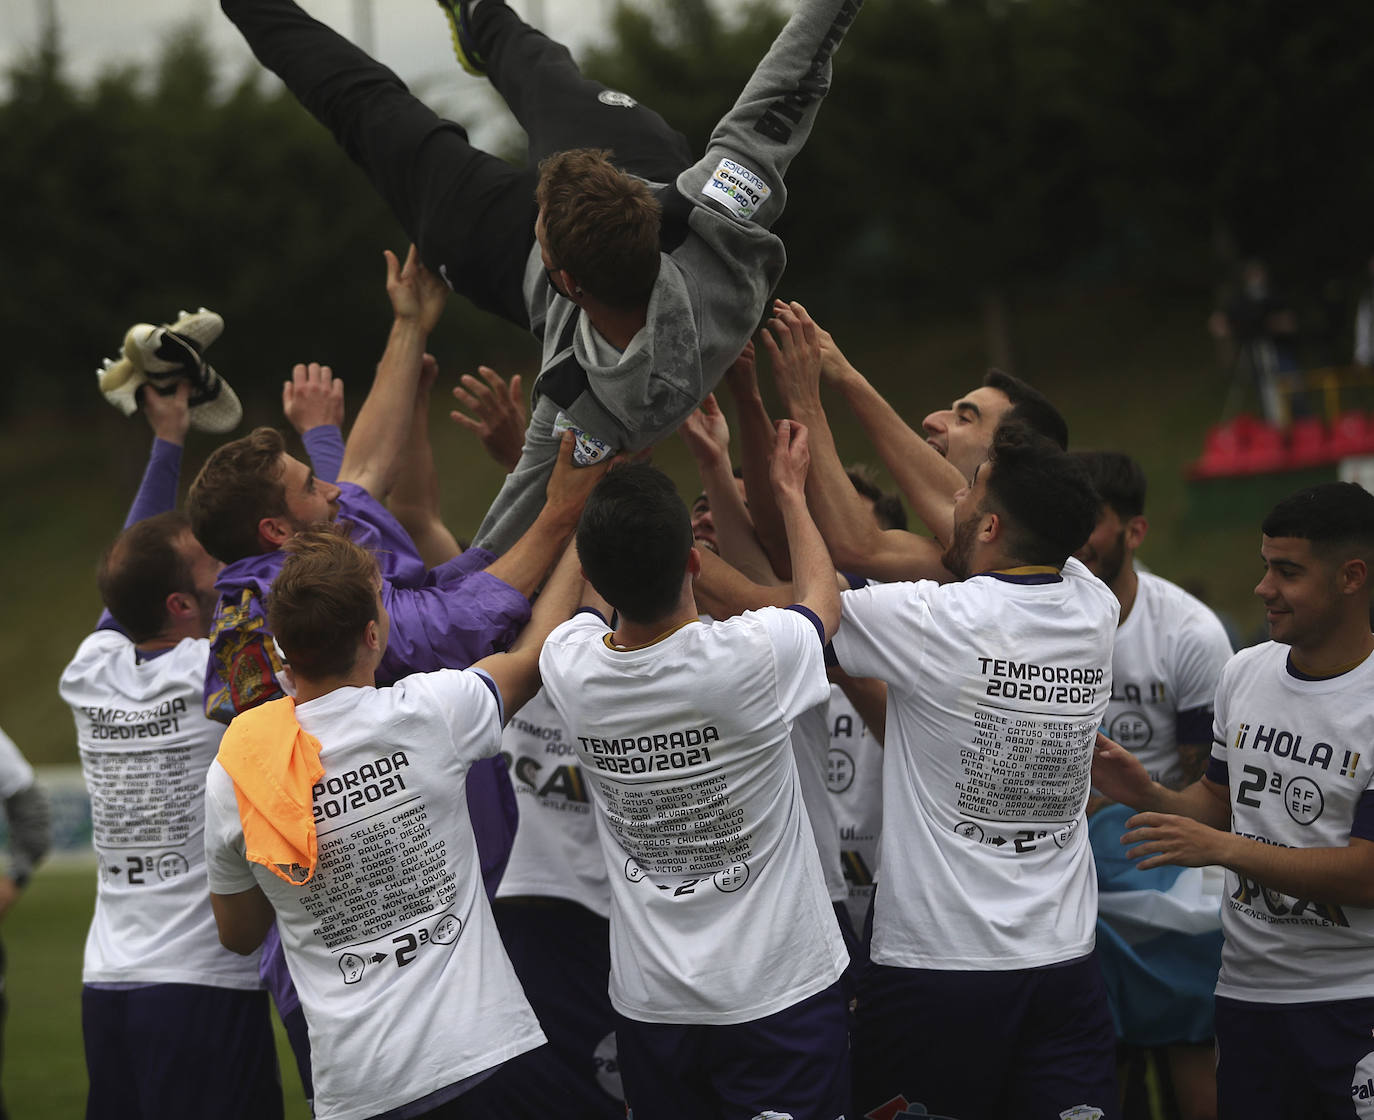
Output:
(52, 2), (1374, 1119)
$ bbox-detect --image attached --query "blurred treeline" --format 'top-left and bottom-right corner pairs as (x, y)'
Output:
(3, 0), (1374, 424)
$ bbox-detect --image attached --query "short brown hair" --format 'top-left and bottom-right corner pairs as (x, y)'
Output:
(267, 526), (380, 681)
(536, 148), (662, 309)
(97, 512), (197, 643)
(188, 427), (288, 564)
(845, 464), (908, 532)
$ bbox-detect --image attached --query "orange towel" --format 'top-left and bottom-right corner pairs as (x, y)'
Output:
(217, 697), (324, 885)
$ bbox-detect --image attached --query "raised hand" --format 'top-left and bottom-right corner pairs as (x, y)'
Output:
(283, 362), (345, 435)
(544, 431), (616, 523)
(385, 244), (448, 333)
(139, 379), (192, 445)
(768, 418), (811, 501)
(678, 393), (731, 468)
(450, 365), (528, 472)
(762, 299), (823, 406)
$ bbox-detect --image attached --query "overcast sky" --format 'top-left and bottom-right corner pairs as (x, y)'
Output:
(1, 0), (648, 149)
(1, 0), (630, 138)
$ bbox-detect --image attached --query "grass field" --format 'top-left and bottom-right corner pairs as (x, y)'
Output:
(4, 862), (311, 1119)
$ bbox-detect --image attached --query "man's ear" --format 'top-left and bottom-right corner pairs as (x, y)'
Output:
(686, 546), (704, 579)
(1338, 556), (1369, 596)
(258, 516), (292, 550)
(363, 618), (381, 653)
(559, 268), (584, 300)
(979, 509), (1001, 544)
(165, 591), (197, 624)
(1125, 515), (1149, 551)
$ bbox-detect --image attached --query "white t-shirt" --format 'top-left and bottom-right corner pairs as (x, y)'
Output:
(834, 559), (1118, 970)
(204, 670), (545, 1120)
(1105, 571), (1233, 788)
(495, 688), (611, 916)
(0, 726), (34, 800)
(1209, 643), (1374, 1003)
(791, 704), (849, 904)
(59, 630), (261, 989)
(539, 608), (848, 1025)
(826, 684), (884, 931)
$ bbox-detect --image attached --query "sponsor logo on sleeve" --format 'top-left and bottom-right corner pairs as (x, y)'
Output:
(702, 157), (772, 221)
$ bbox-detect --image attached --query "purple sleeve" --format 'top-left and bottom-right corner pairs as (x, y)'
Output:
(301, 425), (345, 484)
(1205, 755), (1229, 786)
(123, 439), (183, 529)
(98, 439), (185, 634)
(374, 572), (532, 684)
(426, 546), (497, 587)
(257, 924), (300, 1018)
(468, 754), (518, 900)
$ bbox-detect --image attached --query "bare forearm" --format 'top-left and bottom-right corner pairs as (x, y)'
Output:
(831, 667), (887, 747)
(1215, 834), (1374, 908)
(339, 319), (428, 498)
(732, 388), (792, 579)
(777, 487), (839, 640)
(782, 394), (886, 572)
(1135, 777), (1232, 828)
(695, 549), (797, 619)
(479, 544), (584, 716)
(696, 455), (777, 586)
(483, 508), (578, 600)
(388, 391), (461, 567)
(833, 370), (963, 544)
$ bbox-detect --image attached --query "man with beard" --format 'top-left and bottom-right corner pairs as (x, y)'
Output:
(1092, 482), (1374, 1119)
(1073, 451), (1233, 1120)
(767, 300), (1066, 582)
(832, 422), (1120, 1120)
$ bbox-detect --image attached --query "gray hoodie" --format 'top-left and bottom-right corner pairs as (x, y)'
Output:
(474, 0), (863, 553)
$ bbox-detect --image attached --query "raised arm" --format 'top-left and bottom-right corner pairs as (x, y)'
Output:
(722, 343), (793, 580)
(769, 419), (840, 641)
(680, 0), (862, 231)
(386, 353), (463, 568)
(338, 246), (447, 499)
(765, 301), (948, 583)
(679, 389), (777, 586)
(472, 542), (585, 720)
(814, 316), (965, 545)
(123, 381), (191, 528)
(283, 361), (346, 483)
(481, 432), (613, 599)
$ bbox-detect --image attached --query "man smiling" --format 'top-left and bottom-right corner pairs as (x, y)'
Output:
(1093, 481), (1374, 1119)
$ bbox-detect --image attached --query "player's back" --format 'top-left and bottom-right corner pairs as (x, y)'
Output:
(539, 607), (848, 1025)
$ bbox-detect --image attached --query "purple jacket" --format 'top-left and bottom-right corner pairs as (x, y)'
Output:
(201, 453), (528, 901)
(204, 483), (530, 715)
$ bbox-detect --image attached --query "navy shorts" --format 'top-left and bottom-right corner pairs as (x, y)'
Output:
(82, 983), (282, 1120)
(472, 898), (622, 1116)
(1216, 994), (1374, 1119)
(852, 954), (1118, 1120)
(616, 979), (850, 1120)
